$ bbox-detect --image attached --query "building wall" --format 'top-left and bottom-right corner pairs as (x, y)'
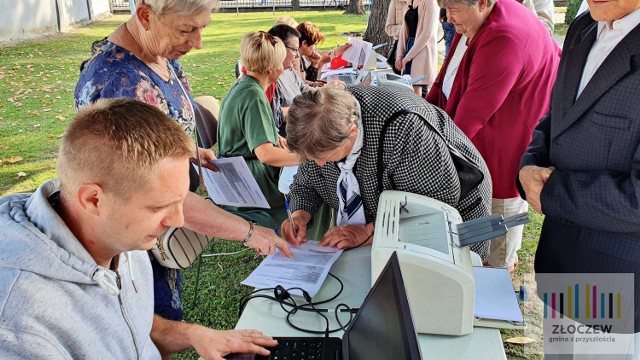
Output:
(0, 0), (111, 42)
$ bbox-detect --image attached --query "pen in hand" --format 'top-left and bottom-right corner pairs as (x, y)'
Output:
(284, 197), (298, 239)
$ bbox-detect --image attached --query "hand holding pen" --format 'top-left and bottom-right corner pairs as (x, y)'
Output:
(281, 197), (310, 246)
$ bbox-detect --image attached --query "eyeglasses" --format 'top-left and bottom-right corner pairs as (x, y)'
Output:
(285, 45), (300, 54)
(259, 31), (277, 47)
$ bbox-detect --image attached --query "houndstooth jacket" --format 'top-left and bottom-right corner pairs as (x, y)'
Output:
(288, 86), (493, 258)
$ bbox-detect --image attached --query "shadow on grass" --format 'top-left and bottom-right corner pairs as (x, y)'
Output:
(0, 159), (57, 196)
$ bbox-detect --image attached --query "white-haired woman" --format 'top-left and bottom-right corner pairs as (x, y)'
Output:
(217, 31), (300, 228)
(74, 1), (285, 357)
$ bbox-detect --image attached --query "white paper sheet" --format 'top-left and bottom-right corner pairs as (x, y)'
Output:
(473, 267), (524, 323)
(342, 38), (373, 67)
(201, 157), (270, 208)
(242, 241), (343, 297)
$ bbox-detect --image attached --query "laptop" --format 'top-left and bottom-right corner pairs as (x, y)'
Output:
(227, 252), (422, 360)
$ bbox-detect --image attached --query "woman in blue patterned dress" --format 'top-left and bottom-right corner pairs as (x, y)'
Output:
(74, 0), (292, 346)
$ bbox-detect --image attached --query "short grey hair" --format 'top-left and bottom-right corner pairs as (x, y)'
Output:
(438, 0), (494, 9)
(286, 88), (358, 161)
(136, 0), (216, 17)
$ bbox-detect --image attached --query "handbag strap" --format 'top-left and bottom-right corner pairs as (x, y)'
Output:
(376, 108), (478, 193)
(169, 64), (206, 192)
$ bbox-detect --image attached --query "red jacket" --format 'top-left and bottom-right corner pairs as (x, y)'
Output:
(426, 0), (561, 198)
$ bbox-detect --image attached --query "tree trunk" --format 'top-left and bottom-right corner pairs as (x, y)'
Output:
(363, 0), (393, 54)
(345, 0), (365, 15)
(292, 0), (300, 10)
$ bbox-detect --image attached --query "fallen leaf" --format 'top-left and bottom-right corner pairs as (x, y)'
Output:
(16, 171), (27, 178)
(4, 156), (23, 164)
(55, 115), (66, 121)
(42, 108), (52, 112)
(505, 337), (535, 345)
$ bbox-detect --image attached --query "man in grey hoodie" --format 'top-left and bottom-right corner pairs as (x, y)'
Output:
(0, 98), (277, 359)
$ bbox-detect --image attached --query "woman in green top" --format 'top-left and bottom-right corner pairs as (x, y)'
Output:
(218, 31), (300, 229)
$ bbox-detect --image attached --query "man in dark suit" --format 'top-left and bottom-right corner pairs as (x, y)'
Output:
(519, 0), (640, 355)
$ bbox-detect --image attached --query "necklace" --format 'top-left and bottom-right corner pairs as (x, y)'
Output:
(122, 23), (173, 84)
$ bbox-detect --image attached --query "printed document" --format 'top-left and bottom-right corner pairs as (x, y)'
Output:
(201, 157), (270, 208)
(342, 38), (373, 67)
(242, 241), (343, 297)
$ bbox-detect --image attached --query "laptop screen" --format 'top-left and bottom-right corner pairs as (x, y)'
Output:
(342, 252), (422, 360)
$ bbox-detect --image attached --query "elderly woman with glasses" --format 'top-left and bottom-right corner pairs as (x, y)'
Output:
(425, 0), (560, 274)
(217, 32), (301, 229)
(281, 86), (492, 260)
(74, 1), (285, 357)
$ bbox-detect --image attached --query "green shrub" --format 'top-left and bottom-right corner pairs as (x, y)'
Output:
(565, 0), (582, 24)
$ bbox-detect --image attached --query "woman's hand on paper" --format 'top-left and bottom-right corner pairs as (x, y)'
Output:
(246, 224), (293, 258)
(319, 224), (372, 249)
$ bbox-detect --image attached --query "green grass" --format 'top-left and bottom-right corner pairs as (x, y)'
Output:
(0, 10), (555, 360)
(0, 11), (366, 196)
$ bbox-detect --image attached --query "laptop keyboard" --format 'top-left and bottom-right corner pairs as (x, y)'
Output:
(268, 338), (325, 360)
(227, 337), (341, 360)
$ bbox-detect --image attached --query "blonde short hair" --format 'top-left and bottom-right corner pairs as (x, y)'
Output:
(240, 31), (287, 74)
(275, 16), (299, 28)
(58, 98), (195, 199)
(286, 88), (358, 161)
(136, 0), (216, 17)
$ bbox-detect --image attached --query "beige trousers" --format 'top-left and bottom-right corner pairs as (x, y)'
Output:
(484, 196), (528, 268)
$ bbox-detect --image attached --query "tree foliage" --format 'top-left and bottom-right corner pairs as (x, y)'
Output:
(565, 0), (582, 24)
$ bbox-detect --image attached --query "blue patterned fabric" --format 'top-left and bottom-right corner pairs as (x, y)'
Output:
(74, 38), (194, 321)
(75, 38), (196, 135)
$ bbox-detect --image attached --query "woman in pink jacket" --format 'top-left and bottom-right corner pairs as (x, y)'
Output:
(426, 0), (561, 273)
(394, 0), (439, 97)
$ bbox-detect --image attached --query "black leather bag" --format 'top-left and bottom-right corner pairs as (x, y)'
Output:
(376, 108), (484, 200)
(386, 39), (402, 75)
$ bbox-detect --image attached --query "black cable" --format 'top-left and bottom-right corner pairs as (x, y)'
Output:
(238, 273), (343, 317)
(334, 303), (355, 331)
(237, 272), (357, 334)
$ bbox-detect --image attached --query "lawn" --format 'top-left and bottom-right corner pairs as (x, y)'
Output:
(0, 10), (547, 360)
